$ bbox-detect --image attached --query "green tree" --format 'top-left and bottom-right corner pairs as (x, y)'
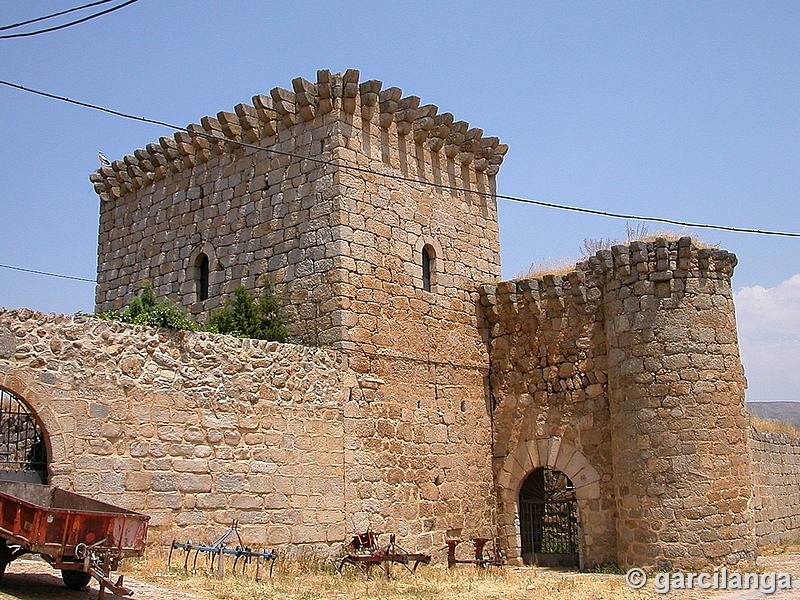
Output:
(208, 282), (288, 342)
(96, 282), (198, 331)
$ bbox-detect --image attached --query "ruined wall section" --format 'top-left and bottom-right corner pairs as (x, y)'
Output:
(599, 238), (755, 570)
(0, 308), (352, 552)
(480, 269), (616, 567)
(749, 428), (800, 548)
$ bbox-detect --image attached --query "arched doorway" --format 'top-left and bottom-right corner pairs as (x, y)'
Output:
(0, 388), (47, 483)
(519, 467), (579, 567)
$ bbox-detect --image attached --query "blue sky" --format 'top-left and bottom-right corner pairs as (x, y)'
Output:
(0, 1), (797, 401)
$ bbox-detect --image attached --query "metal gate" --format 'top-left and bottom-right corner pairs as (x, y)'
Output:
(0, 388), (47, 483)
(519, 467), (579, 567)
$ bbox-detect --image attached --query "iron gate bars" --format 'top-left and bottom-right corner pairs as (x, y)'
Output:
(519, 467), (580, 563)
(0, 388), (46, 479)
(167, 521), (277, 580)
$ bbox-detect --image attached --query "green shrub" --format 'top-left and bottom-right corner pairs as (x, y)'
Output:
(208, 282), (288, 342)
(96, 282), (198, 331)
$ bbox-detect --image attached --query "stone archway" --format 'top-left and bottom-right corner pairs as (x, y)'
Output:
(0, 373), (67, 485)
(0, 386), (48, 482)
(494, 437), (600, 566)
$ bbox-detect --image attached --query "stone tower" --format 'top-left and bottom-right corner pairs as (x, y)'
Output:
(600, 240), (755, 570)
(91, 69), (507, 351)
(90, 70), (508, 548)
(482, 238), (756, 570)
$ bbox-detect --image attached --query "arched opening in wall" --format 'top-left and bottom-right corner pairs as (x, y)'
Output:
(519, 467), (579, 568)
(196, 253), (210, 302)
(0, 388), (48, 483)
(422, 244), (435, 292)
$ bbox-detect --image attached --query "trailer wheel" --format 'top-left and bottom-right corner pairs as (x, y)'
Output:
(0, 539), (10, 581)
(61, 569), (92, 590)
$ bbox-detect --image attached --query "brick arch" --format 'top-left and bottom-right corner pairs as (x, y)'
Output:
(494, 437), (600, 564)
(0, 372), (68, 482)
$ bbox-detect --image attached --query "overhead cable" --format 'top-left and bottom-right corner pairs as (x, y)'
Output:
(1, 78), (798, 239)
(0, 0), (141, 39)
(0, 263), (94, 283)
(0, 0), (117, 32)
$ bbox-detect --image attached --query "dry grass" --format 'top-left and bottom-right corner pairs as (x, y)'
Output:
(515, 257), (577, 280)
(516, 223), (715, 281)
(120, 551), (664, 600)
(751, 415), (800, 438)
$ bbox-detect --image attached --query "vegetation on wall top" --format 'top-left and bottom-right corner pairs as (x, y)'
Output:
(91, 281), (288, 342)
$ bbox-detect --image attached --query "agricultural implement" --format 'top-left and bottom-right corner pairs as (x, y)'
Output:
(445, 537), (505, 568)
(168, 520), (278, 580)
(336, 531), (431, 578)
(0, 481), (149, 598)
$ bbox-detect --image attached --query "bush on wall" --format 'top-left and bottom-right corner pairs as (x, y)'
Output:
(92, 281), (288, 342)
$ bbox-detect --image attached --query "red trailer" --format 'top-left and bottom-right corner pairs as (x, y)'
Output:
(0, 481), (149, 598)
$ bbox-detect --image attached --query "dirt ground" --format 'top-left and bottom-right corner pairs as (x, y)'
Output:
(1, 553), (799, 599)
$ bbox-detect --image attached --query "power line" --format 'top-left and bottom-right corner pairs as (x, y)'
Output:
(0, 0), (140, 39)
(0, 0), (116, 32)
(0, 263), (94, 283)
(1, 78), (799, 239)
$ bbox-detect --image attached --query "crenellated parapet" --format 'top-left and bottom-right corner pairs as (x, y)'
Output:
(593, 236), (737, 290)
(89, 69), (508, 201)
(484, 237), (752, 569)
(480, 266), (600, 329)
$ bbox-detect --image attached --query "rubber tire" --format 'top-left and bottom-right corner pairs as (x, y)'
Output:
(61, 569), (92, 590)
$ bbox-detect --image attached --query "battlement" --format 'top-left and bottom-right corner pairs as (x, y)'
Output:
(592, 236), (737, 284)
(89, 69), (508, 200)
(480, 237), (738, 322)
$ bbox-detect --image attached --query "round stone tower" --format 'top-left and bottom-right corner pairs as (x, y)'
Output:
(599, 237), (756, 570)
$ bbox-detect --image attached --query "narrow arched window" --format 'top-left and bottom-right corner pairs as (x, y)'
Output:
(197, 254), (209, 301)
(422, 246), (433, 292)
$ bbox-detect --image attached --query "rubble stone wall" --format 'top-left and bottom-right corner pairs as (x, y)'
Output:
(0, 307), (496, 556)
(481, 269), (615, 568)
(749, 428), (800, 548)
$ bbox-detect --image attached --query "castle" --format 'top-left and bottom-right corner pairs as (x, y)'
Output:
(1, 70), (798, 570)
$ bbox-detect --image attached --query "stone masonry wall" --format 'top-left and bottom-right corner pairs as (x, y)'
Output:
(480, 270), (615, 568)
(749, 428), (800, 548)
(0, 308), (346, 551)
(482, 238), (758, 571)
(0, 307), (497, 556)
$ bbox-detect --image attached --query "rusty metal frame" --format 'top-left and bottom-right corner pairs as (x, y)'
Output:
(335, 531), (431, 578)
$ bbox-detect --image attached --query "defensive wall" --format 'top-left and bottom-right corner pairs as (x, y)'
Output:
(481, 238), (756, 570)
(0, 307), (495, 556)
(748, 429), (800, 549)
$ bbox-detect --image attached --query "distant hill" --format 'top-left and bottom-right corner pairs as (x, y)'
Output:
(747, 402), (800, 429)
